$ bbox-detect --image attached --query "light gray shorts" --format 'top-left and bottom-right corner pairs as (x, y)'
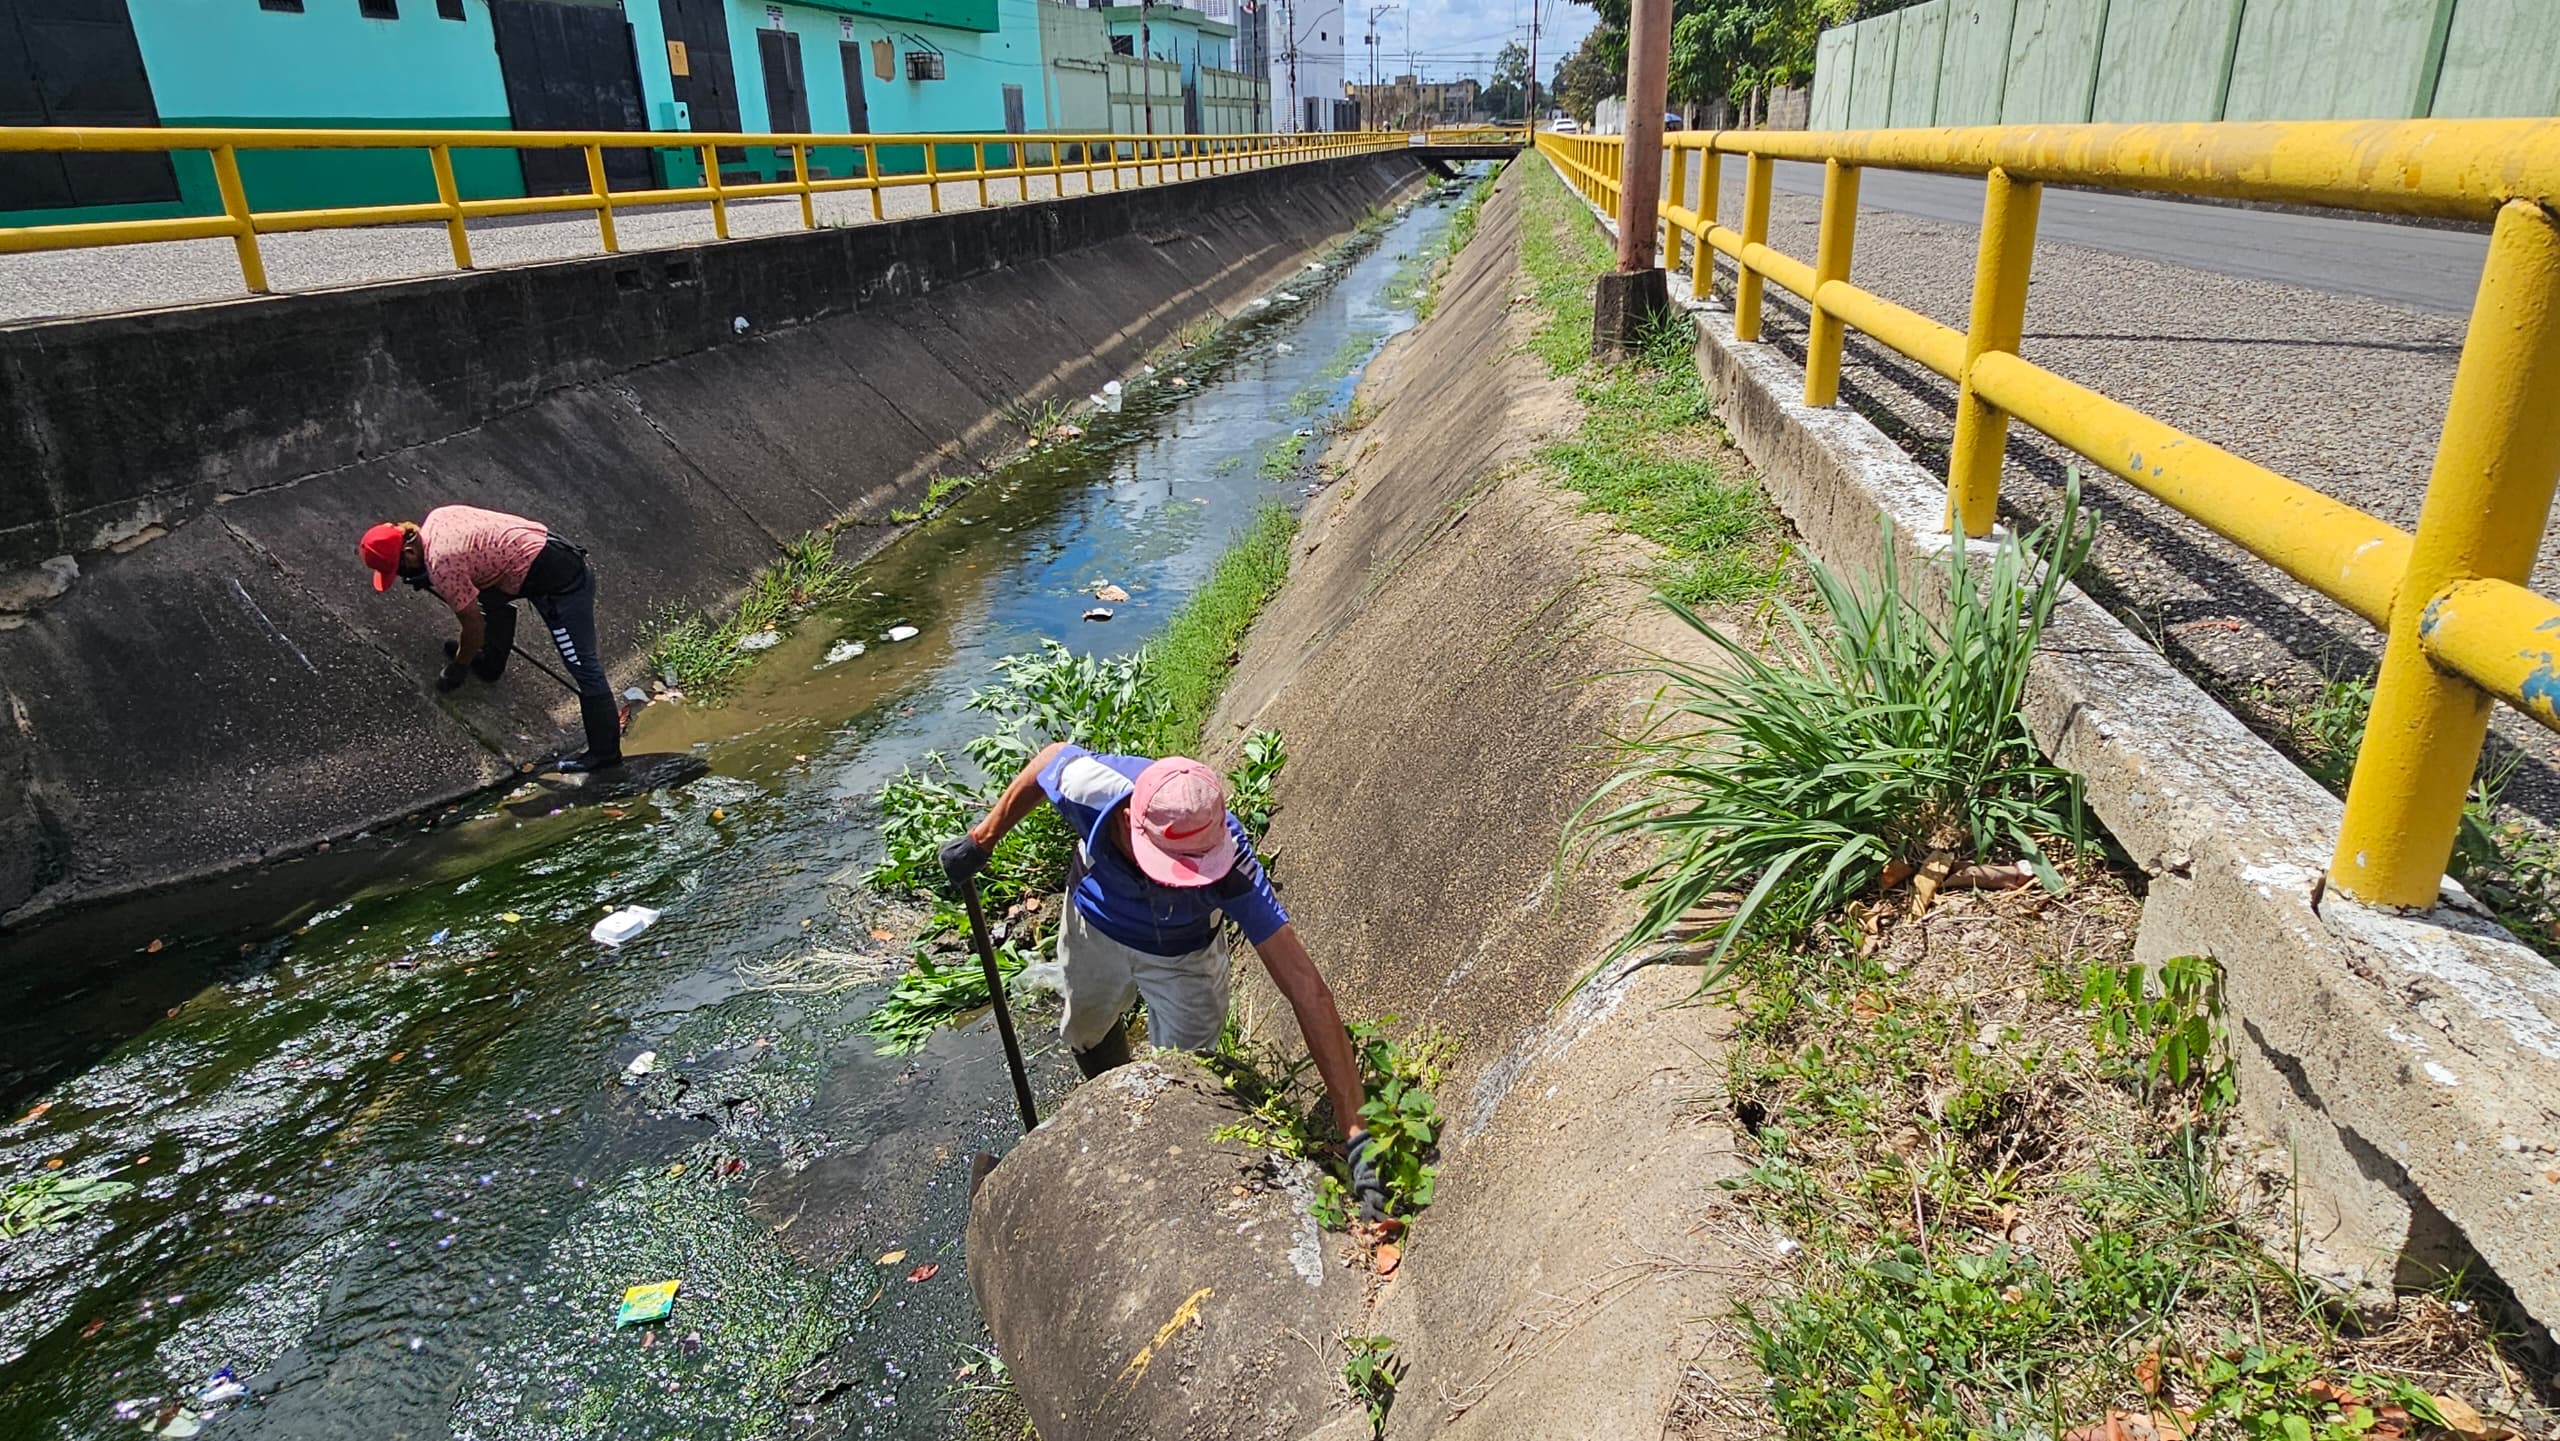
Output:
(1056, 903), (1230, 1053)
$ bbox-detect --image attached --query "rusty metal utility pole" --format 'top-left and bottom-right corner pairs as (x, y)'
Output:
(1592, 0), (1671, 358)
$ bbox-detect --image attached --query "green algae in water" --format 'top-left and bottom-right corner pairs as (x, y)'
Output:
(451, 1161), (853, 1441)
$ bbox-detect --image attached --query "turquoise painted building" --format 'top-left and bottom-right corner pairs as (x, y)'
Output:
(626, 0), (1051, 184)
(0, 0), (1260, 225)
(2, 0), (525, 226)
(1, 0), (1047, 224)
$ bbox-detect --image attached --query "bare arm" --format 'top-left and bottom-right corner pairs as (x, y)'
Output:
(452, 604), (487, 668)
(967, 740), (1069, 850)
(1252, 924), (1367, 1142)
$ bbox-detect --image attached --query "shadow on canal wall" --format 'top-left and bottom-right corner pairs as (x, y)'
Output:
(0, 151), (1431, 926)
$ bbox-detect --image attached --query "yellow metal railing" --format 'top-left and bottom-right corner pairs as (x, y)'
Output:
(1539, 120), (2560, 909)
(0, 125), (1404, 297)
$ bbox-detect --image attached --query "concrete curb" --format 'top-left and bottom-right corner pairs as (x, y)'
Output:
(1552, 156), (2560, 1338)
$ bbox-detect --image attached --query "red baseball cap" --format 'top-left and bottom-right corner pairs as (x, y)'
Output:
(1126, 757), (1237, 888)
(359, 523), (405, 592)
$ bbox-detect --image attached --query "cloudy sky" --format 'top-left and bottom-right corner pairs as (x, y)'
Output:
(1344, 0), (1598, 87)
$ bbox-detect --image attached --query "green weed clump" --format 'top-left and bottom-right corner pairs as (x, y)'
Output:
(862, 506), (1301, 1052)
(1576, 485), (2095, 985)
(1259, 433), (1309, 478)
(646, 531), (861, 698)
(1342, 1334), (1403, 1439)
(2, 1171), (133, 1238)
(888, 474), (978, 525)
(1209, 1016), (1453, 1228)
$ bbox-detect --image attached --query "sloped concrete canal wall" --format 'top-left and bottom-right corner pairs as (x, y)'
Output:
(0, 151), (1430, 925)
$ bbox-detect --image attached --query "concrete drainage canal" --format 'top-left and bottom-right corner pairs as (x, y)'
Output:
(0, 179), (1478, 1441)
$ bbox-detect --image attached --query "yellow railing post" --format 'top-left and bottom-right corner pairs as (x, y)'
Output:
(1735, 152), (1771, 341)
(1944, 167), (2042, 535)
(867, 142), (886, 219)
(699, 144), (729, 238)
(975, 141), (990, 207)
(209, 144), (269, 295)
(586, 144), (621, 252)
(925, 139), (942, 212)
(1803, 158), (1862, 406)
(1692, 147), (1719, 299)
(2332, 198), (2560, 906)
(793, 143), (815, 229)
(430, 143), (473, 270)
(1664, 140), (1687, 274)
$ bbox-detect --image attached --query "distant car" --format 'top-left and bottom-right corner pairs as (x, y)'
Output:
(1664, 112), (1683, 130)
(1551, 117), (1581, 134)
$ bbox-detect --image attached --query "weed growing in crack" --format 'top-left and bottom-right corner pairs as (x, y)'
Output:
(888, 474), (979, 525)
(1209, 1018), (1453, 1228)
(1342, 1334), (1403, 1438)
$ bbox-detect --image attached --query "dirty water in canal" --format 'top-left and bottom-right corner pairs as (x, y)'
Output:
(0, 178), (1473, 1441)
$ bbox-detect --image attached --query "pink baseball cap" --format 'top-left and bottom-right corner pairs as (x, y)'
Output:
(1126, 757), (1237, 888)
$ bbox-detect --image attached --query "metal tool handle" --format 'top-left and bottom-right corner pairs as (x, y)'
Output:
(960, 875), (1039, 1134)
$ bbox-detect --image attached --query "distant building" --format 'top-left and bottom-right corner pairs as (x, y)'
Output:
(1261, 0), (1344, 130)
(1347, 74), (1481, 129)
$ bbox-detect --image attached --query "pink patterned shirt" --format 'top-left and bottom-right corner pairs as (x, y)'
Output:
(419, 506), (549, 614)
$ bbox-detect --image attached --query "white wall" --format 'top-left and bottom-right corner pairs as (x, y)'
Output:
(1264, 0), (1344, 128)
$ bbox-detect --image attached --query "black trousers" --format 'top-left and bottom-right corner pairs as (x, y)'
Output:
(476, 538), (621, 758)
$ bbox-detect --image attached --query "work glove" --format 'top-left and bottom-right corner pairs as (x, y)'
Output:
(939, 833), (991, 890)
(434, 661), (471, 692)
(1346, 1129), (1390, 1223)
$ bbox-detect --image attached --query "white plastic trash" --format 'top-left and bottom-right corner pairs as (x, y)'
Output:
(737, 630), (781, 652)
(885, 625), (920, 643)
(592, 905), (661, 948)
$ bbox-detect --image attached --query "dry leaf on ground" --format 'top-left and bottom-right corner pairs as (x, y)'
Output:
(877, 1249), (906, 1266)
(905, 1263), (940, 1283)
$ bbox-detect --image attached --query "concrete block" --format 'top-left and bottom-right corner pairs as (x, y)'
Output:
(1691, 311), (2560, 1343)
(1590, 267), (1671, 362)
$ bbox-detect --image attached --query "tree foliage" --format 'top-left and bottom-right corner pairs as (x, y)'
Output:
(1484, 38), (1544, 121)
(1557, 0), (1896, 112)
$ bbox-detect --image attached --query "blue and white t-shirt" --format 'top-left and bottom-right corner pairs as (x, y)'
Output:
(1035, 745), (1290, 957)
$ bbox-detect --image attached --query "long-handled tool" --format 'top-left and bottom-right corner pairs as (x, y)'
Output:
(511, 640), (576, 695)
(959, 875), (1040, 1134)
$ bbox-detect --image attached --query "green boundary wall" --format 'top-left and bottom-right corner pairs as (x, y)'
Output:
(1811, 0), (2560, 130)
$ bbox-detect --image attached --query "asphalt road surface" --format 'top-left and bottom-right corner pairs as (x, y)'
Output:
(1764, 159), (2490, 315)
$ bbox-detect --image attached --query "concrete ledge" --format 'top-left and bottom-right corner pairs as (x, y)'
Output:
(1694, 307), (2560, 1342)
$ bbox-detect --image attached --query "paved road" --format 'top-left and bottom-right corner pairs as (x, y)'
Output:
(1762, 160), (2489, 315)
(0, 162), (1196, 326)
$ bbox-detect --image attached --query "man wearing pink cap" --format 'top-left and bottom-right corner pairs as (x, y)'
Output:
(942, 742), (1388, 1218)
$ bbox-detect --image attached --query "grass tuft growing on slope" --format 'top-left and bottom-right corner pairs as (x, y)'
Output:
(1576, 482), (2094, 986)
(1516, 157), (1783, 606)
(647, 531), (863, 698)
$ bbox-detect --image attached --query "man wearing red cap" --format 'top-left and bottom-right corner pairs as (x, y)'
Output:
(941, 743), (1389, 1219)
(358, 506), (622, 773)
